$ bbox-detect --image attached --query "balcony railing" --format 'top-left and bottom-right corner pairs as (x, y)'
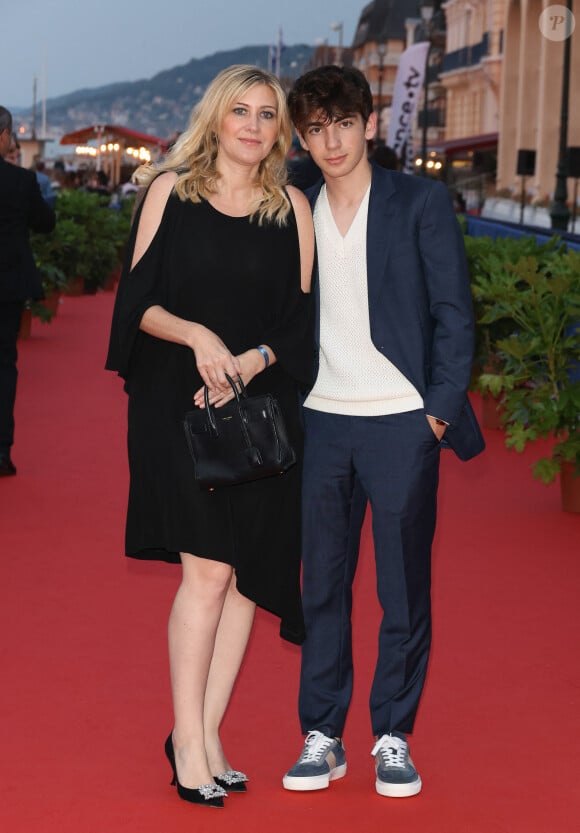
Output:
(426, 63), (441, 85)
(369, 80), (395, 97)
(441, 32), (490, 73)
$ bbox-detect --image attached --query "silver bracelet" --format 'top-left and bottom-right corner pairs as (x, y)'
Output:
(256, 345), (269, 367)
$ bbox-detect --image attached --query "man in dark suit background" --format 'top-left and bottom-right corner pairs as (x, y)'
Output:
(0, 106), (55, 476)
(286, 136), (323, 192)
(283, 67), (484, 797)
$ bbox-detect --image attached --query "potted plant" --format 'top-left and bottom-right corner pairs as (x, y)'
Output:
(32, 191), (90, 297)
(466, 234), (562, 429)
(103, 195), (134, 289)
(476, 247), (580, 511)
(30, 228), (68, 322)
(82, 205), (119, 294)
(57, 190), (116, 293)
(31, 189), (134, 301)
(29, 265), (66, 322)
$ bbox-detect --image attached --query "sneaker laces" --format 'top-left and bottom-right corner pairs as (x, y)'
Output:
(300, 731), (336, 764)
(371, 734), (408, 768)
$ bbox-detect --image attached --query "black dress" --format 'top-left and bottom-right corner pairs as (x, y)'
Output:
(106, 192), (313, 644)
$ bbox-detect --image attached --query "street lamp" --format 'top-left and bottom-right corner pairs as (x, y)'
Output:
(376, 43), (386, 145)
(419, 1), (435, 177)
(94, 124), (105, 172)
(330, 21), (344, 65)
(550, 0), (573, 231)
(315, 37), (330, 66)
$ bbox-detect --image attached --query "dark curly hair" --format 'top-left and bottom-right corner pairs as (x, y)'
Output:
(287, 66), (373, 135)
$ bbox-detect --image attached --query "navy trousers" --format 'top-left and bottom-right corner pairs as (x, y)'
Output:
(0, 301), (24, 454)
(299, 407), (441, 738)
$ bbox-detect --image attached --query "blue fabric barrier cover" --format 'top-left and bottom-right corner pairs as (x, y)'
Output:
(465, 216), (580, 251)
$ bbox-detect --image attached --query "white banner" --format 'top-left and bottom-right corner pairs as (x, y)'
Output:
(386, 42), (430, 167)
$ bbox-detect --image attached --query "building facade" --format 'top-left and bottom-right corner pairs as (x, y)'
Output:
(314, 0), (579, 215)
(351, 0), (413, 145)
(440, 0), (504, 142)
(438, 0), (504, 202)
(350, 1), (447, 162)
(496, 0), (580, 205)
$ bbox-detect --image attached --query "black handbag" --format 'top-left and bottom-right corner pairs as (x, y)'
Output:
(183, 374), (296, 489)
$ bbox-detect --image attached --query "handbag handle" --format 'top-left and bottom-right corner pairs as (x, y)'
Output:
(203, 374), (262, 466)
(203, 374), (249, 436)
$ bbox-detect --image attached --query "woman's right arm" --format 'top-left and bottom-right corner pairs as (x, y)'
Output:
(135, 172), (240, 390)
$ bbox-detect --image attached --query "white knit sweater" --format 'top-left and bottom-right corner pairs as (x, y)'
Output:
(305, 185), (423, 417)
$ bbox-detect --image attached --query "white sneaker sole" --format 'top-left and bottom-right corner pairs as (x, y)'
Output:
(375, 775), (422, 798)
(283, 763), (347, 791)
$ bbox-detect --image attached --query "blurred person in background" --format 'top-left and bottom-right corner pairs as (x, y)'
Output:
(5, 132), (21, 165)
(370, 143), (400, 171)
(34, 159), (56, 209)
(0, 106), (55, 476)
(286, 135), (322, 192)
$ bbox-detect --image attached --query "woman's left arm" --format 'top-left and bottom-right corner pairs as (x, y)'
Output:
(286, 184), (315, 294)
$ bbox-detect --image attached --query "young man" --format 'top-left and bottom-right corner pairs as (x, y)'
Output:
(284, 67), (484, 797)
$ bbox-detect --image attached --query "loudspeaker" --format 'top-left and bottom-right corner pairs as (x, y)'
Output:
(516, 149), (536, 177)
(567, 147), (580, 178)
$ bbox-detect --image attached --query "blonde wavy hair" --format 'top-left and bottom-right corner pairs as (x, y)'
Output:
(134, 65), (292, 225)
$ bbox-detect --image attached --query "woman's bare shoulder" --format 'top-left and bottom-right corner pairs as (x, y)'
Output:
(132, 172), (178, 268)
(286, 184), (311, 217)
(147, 170), (178, 203)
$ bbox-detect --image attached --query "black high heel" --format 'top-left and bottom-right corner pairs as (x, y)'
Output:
(214, 770), (248, 793)
(164, 734), (226, 808)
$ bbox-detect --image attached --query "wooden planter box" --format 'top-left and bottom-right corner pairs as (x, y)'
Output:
(63, 277), (85, 296)
(103, 264), (122, 292)
(481, 393), (504, 430)
(560, 461), (580, 513)
(18, 308), (32, 339)
(40, 291), (61, 316)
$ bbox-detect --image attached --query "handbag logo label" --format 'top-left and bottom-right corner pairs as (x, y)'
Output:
(183, 373), (296, 488)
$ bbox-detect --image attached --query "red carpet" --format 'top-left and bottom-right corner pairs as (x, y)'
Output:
(2, 292), (579, 833)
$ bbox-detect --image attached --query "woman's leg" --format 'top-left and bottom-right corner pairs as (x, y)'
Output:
(168, 552), (233, 788)
(203, 574), (256, 775)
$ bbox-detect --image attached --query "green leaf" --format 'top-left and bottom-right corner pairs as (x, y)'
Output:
(532, 458), (560, 485)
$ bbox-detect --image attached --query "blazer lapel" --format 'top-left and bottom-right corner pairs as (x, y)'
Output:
(305, 180), (325, 348)
(366, 165), (398, 312)
(306, 179), (324, 212)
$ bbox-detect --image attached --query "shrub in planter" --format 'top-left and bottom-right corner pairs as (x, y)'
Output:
(465, 233), (563, 388)
(476, 248), (580, 491)
(30, 224), (75, 322)
(56, 189), (120, 293)
(32, 204), (89, 298)
(111, 195), (135, 262)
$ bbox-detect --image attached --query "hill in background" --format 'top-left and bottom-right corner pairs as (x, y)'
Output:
(17, 44), (314, 141)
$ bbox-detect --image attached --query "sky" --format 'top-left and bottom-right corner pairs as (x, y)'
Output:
(2, 0), (363, 109)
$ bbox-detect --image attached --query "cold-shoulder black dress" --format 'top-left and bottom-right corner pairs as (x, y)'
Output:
(106, 191), (313, 644)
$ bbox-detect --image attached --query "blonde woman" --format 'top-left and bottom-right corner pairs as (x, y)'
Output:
(106, 65), (314, 809)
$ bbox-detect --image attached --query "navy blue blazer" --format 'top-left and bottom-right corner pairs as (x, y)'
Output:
(306, 163), (484, 462)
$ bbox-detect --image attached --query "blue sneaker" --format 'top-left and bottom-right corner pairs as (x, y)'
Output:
(372, 733), (422, 797)
(283, 731), (347, 791)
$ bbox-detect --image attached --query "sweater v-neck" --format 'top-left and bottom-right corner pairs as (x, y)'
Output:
(320, 183), (371, 242)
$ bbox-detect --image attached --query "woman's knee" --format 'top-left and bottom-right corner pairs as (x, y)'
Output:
(180, 553), (233, 600)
